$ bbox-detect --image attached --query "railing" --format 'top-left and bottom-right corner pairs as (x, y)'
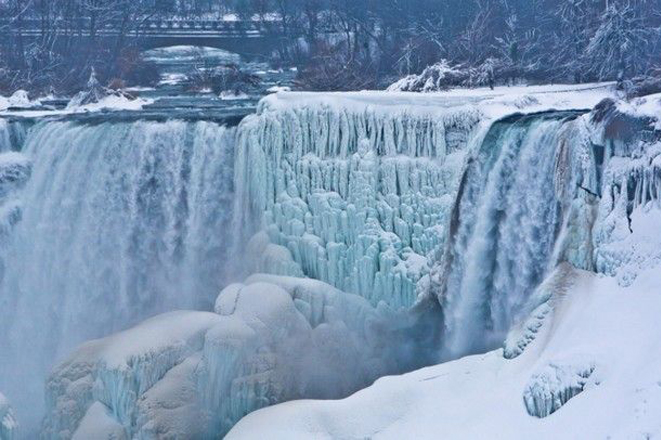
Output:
(0, 18), (276, 39)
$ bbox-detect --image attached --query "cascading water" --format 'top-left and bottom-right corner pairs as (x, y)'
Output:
(0, 118), (238, 427)
(436, 111), (589, 359)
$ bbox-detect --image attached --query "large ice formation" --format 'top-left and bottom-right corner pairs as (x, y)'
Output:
(44, 274), (433, 438)
(232, 93), (482, 309)
(232, 86), (610, 310)
(226, 91), (661, 439)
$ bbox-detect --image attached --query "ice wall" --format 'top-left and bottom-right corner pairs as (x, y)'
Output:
(0, 119), (238, 427)
(589, 98), (661, 285)
(233, 96), (482, 308)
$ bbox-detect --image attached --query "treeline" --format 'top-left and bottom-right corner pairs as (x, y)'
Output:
(1, 0), (661, 95)
(0, 0), (170, 94)
(246, 0), (661, 91)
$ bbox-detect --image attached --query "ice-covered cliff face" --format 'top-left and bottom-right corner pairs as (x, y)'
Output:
(226, 93), (661, 440)
(233, 95), (483, 308)
(0, 118), (238, 427)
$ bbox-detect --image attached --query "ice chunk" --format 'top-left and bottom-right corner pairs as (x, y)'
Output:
(0, 393), (17, 440)
(523, 361), (597, 418)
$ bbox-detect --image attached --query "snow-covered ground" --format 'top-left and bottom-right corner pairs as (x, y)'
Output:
(228, 262), (661, 439)
(260, 83), (615, 118)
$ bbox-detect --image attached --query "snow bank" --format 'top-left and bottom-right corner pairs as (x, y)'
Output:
(227, 264), (661, 439)
(0, 394), (17, 440)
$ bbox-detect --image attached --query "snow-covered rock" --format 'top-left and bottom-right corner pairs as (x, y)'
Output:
(43, 311), (222, 439)
(44, 275), (432, 438)
(7, 91), (31, 109)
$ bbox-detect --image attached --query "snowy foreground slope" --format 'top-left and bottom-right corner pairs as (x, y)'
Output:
(228, 264), (661, 439)
(40, 83), (661, 439)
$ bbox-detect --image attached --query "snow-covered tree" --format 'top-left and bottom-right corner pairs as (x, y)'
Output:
(585, 2), (653, 81)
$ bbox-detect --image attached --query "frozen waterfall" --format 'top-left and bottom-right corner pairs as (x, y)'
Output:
(435, 111), (595, 359)
(232, 99), (482, 308)
(0, 119), (238, 427)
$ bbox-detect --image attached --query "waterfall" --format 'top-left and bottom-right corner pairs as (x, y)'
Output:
(436, 111), (590, 359)
(0, 119), (238, 427)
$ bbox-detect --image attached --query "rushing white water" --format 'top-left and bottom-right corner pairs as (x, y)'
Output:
(0, 119), (237, 428)
(436, 111), (592, 359)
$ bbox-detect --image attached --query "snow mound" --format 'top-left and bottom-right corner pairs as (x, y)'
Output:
(523, 360), (597, 418)
(8, 90), (31, 109)
(45, 275), (431, 438)
(66, 69), (151, 112)
(43, 311), (221, 439)
(202, 275), (432, 436)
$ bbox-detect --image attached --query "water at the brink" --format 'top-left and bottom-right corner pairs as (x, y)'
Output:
(0, 119), (237, 427)
(439, 112), (583, 359)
